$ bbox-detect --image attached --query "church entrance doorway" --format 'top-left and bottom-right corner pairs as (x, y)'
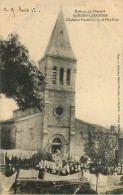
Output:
(52, 138), (61, 154)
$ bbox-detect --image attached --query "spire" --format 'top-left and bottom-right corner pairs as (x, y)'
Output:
(44, 7), (76, 60)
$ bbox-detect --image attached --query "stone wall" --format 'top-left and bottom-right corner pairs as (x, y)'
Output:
(42, 89), (74, 150)
(14, 113), (43, 151)
(13, 107), (40, 118)
(73, 119), (119, 158)
(73, 119), (88, 157)
(0, 122), (16, 149)
(45, 90), (75, 126)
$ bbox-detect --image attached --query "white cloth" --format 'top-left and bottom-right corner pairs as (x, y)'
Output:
(44, 172), (81, 181)
(98, 173), (108, 186)
(0, 172), (17, 192)
(18, 169), (39, 179)
(107, 175), (121, 186)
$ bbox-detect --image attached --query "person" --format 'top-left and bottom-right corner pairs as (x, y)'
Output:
(49, 163), (53, 173)
(78, 164), (81, 172)
(70, 166), (74, 175)
(18, 157), (21, 169)
(5, 152), (8, 164)
(12, 166), (15, 173)
(36, 163), (40, 170)
(81, 168), (84, 177)
(75, 165), (78, 173)
(110, 166), (114, 175)
(115, 166), (118, 174)
(47, 164), (50, 173)
(52, 164), (57, 174)
(5, 155), (10, 166)
(61, 166), (67, 176)
(9, 166), (14, 176)
(66, 165), (70, 175)
(38, 164), (45, 179)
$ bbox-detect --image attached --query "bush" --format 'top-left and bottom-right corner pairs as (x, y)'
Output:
(48, 183), (97, 194)
(105, 188), (123, 194)
(30, 149), (53, 163)
(76, 183), (97, 194)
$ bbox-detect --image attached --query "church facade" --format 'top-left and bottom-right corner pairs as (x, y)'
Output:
(0, 8), (122, 161)
(0, 8), (78, 156)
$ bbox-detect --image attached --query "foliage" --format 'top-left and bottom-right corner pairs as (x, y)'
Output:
(12, 181), (97, 194)
(30, 148), (53, 163)
(45, 183), (97, 194)
(75, 183), (97, 194)
(0, 34), (46, 110)
(80, 155), (87, 164)
(84, 126), (117, 175)
(105, 188), (123, 194)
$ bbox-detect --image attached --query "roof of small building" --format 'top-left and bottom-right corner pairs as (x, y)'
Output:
(75, 118), (118, 134)
(0, 113), (42, 124)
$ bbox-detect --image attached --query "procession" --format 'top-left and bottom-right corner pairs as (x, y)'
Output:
(3, 144), (123, 178)
(5, 150), (84, 178)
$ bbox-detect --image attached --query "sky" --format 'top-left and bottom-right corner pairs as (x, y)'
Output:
(0, 0), (123, 129)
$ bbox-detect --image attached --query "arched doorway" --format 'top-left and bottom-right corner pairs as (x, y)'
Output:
(50, 134), (66, 154)
(52, 138), (61, 154)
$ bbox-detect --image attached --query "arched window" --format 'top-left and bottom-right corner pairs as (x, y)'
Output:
(66, 69), (71, 86)
(60, 68), (64, 85)
(53, 138), (61, 144)
(52, 66), (57, 84)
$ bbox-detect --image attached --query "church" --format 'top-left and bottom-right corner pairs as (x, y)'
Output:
(0, 8), (122, 160)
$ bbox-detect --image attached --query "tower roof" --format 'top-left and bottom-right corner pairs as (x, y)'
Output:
(44, 8), (76, 60)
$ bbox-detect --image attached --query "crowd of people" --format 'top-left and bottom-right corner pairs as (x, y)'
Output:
(5, 151), (85, 177)
(36, 159), (84, 178)
(107, 165), (122, 175)
(5, 151), (122, 178)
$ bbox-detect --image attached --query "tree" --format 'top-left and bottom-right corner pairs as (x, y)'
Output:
(84, 126), (117, 192)
(0, 34), (46, 110)
(84, 127), (117, 172)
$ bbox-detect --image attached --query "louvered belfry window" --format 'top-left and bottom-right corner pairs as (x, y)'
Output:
(52, 66), (57, 84)
(66, 69), (71, 86)
(60, 68), (64, 85)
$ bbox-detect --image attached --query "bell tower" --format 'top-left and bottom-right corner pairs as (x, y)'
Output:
(39, 8), (77, 155)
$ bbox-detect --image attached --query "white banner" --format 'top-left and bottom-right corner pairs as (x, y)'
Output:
(44, 172), (81, 181)
(18, 169), (39, 179)
(0, 172), (17, 192)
